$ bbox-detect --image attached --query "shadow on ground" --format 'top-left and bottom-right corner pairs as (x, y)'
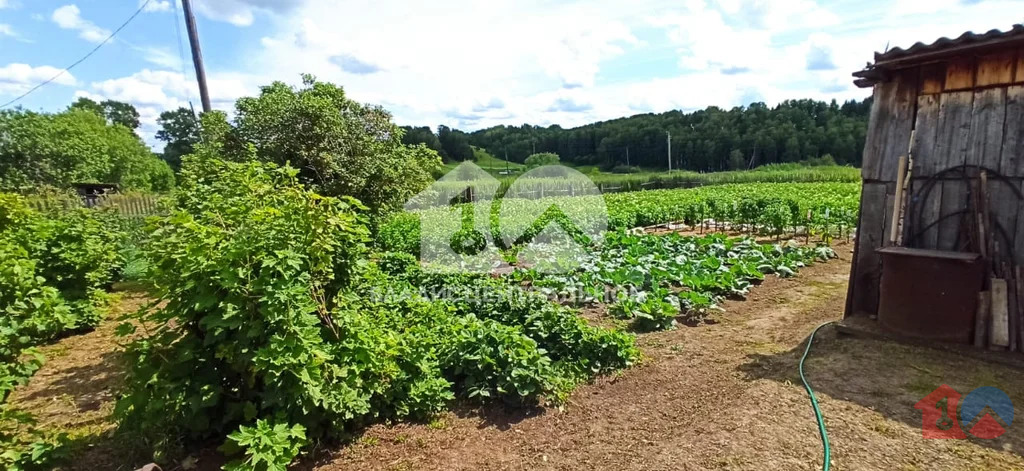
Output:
(738, 325), (1024, 455)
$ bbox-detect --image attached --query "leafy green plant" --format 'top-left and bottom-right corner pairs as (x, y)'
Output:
(221, 421), (308, 471)
(611, 288), (679, 332)
(0, 406), (70, 471)
(116, 159), (641, 469)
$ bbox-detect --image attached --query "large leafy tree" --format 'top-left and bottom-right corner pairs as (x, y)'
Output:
(400, 126), (443, 154)
(0, 108), (174, 192)
(155, 107), (201, 171)
(69, 97), (141, 130)
(203, 75), (442, 220)
(459, 97), (872, 170)
(437, 125), (474, 162)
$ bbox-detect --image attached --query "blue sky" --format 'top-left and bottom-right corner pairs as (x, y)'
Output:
(0, 0), (1021, 148)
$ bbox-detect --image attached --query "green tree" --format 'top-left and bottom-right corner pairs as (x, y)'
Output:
(69, 97), (141, 130)
(102, 100), (141, 130)
(728, 149), (746, 170)
(205, 74), (442, 220)
(524, 152), (560, 167)
(401, 126), (443, 154)
(0, 108), (173, 192)
(437, 125), (474, 161)
(448, 97), (870, 170)
(155, 107), (201, 171)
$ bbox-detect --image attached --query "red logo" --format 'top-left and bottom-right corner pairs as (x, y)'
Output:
(915, 384), (1013, 439)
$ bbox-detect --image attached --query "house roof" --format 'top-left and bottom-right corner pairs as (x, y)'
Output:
(853, 24), (1024, 87)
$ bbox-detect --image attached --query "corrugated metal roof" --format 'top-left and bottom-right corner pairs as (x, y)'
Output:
(852, 24), (1024, 87)
(873, 24), (1024, 65)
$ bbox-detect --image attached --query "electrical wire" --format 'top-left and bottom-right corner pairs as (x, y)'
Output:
(0, 0), (153, 109)
(171, 0), (193, 93)
(799, 321), (834, 471)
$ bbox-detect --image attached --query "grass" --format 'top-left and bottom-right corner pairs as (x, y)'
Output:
(435, 161), (860, 196)
(473, 147), (525, 172)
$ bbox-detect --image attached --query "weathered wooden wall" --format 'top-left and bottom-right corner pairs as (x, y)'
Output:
(847, 47), (1024, 317)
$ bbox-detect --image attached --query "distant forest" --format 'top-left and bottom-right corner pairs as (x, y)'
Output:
(402, 98), (873, 171)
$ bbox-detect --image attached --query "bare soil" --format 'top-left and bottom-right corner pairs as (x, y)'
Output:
(11, 244), (1024, 471)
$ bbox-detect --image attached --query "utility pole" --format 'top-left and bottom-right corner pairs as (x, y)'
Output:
(532, 140), (536, 155)
(181, 0), (211, 113)
(626, 146), (630, 167)
(666, 131), (672, 172)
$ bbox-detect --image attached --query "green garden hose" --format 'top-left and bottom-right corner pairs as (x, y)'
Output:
(799, 322), (834, 471)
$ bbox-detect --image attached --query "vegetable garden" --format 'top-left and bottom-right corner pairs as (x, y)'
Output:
(0, 149), (860, 470)
(0, 163), (858, 469)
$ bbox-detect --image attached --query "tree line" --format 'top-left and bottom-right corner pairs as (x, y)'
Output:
(403, 98), (872, 171)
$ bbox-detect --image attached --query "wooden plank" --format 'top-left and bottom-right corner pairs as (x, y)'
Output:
(1016, 48), (1024, 83)
(861, 81), (896, 180)
(989, 179), (1021, 264)
(1002, 86), (1024, 177)
(933, 91), (974, 250)
(878, 74), (918, 182)
(890, 156), (908, 245)
(908, 94), (942, 248)
(882, 187), (896, 248)
(938, 179), (968, 251)
(934, 91), (973, 170)
(912, 94), (942, 176)
(919, 63), (945, 95)
(1017, 267), (1024, 352)
(1015, 181), (1024, 267)
(945, 59), (976, 91)
(991, 278), (1010, 348)
(975, 290), (991, 347)
(851, 182), (888, 316)
(976, 52), (1016, 87)
(966, 87), (1007, 171)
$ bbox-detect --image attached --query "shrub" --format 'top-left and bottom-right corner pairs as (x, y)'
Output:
(116, 159), (639, 468)
(0, 194), (121, 471)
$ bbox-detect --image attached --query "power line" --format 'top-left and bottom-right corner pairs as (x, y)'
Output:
(171, 0), (191, 85)
(0, 0), (153, 109)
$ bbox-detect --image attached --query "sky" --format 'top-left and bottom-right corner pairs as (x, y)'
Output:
(0, 0), (1021, 149)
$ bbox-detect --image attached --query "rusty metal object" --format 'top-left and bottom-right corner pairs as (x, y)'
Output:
(877, 247), (984, 344)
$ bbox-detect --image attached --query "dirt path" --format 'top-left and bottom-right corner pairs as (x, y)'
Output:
(11, 247), (1024, 470)
(310, 247), (1024, 471)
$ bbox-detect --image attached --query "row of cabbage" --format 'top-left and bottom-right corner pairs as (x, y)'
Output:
(508, 231), (836, 331)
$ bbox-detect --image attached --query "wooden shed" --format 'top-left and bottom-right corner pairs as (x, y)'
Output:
(846, 25), (1024, 348)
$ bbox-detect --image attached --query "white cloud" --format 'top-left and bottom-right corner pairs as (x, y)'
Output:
(0, 63), (76, 94)
(141, 0), (171, 13)
(39, 0), (1024, 150)
(136, 46), (183, 70)
(0, 0), (13, 9)
(193, 0), (307, 27)
(52, 4), (110, 43)
(0, 23), (28, 42)
(77, 69), (259, 146)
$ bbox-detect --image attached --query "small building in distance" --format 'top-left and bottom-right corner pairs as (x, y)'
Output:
(73, 182), (119, 207)
(846, 25), (1024, 345)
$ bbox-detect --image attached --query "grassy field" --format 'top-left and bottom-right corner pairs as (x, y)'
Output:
(441, 150), (859, 191)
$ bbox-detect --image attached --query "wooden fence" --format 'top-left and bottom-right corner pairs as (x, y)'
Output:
(27, 194), (165, 219)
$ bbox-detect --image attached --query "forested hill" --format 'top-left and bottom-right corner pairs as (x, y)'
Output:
(402, 98), (872, 171)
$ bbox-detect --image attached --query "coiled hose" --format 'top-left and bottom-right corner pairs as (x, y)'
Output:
(799, 322), (834, 471)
